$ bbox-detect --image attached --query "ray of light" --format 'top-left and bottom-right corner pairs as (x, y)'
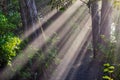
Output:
(0, 0), (83, 79)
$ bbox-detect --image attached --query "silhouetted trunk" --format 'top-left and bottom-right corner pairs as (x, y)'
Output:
(91, 0), (100, 58)
(19, 0), (38, 31)
(100, 0), (113, 44)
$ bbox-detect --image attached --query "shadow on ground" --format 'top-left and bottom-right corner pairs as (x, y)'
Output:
(65, 47), (104, 80)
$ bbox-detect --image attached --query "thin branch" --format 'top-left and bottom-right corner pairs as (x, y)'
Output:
(79, 0), (88, 4)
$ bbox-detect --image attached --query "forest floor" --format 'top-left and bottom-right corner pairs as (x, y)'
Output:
(65, 48), (104, 80)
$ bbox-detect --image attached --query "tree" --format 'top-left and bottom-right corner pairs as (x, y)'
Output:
(80, 0), (101, 58)
(100, 0), (113, 44)
(90, 0), (100, 58)
(19, 0), (38, 31)
(97, 0), (113, 62)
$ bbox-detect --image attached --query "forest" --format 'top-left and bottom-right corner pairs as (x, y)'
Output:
(0, 0), (120, 80)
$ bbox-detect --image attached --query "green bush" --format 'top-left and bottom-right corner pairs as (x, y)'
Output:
(0, 13), (16, 34)
(0, 33), (21, 67)
(7, 11), (21, 27)
(0, 0), (22, 68)
(8, 0), (20, 11)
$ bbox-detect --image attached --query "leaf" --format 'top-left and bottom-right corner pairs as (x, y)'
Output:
(108, 70), (114, 73)
(102, 76), (111, 79)
(104, 68), (109, 72)
(104, 63), (110, 67)
(109, 66), (115, 70)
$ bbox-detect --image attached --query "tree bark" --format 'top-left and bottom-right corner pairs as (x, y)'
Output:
(91, 0), (100, 58)
(100, 0), (113, 43)
(19, 0), (38, 31)
(99, 0), (113, 62)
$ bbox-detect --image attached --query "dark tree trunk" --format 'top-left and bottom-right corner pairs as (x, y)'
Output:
(91, 0), (100, 58)
(19, 0), (38, 31)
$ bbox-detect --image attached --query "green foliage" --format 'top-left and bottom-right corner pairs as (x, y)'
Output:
(48, 0), (73, 10)
(15, 35), (60, 79)
(114, 0), (120, 9)
(59, 7), (66, 12)
(103, 76), (113, 80)
(0, 0), (22, 68)
(0, 33), (21, 67)
(0, 0), (21, 34)
(20, 71), (31, 79)
(98, 35), (115, 63)
(7, 11), (21, 27)
(0, 13), (16, 34)
(8, 0), (20, 11)
(103, 63), (115, 80)
(113, 64), (120, 80)
(8, 0), (21, 27)
(0, 12), (21, 34)
(104, 63), (110, 67)
(100, 36), (116, 79)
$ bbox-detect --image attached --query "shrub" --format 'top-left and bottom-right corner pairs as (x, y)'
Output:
(0, 33), (21, 67)
(7, 11), (22, 27)
(0, 13), (16, 34)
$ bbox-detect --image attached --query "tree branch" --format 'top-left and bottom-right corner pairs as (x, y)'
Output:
(79, 0), (88, 4)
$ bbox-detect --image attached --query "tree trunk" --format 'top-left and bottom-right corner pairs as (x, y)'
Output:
(100, 0), (113, 43)
(19, 0), (38, 31)
(91, 0), (100, 58)
(99, 0), (113, 62)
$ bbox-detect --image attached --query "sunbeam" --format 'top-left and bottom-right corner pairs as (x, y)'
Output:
(0, 0), (84, 79)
